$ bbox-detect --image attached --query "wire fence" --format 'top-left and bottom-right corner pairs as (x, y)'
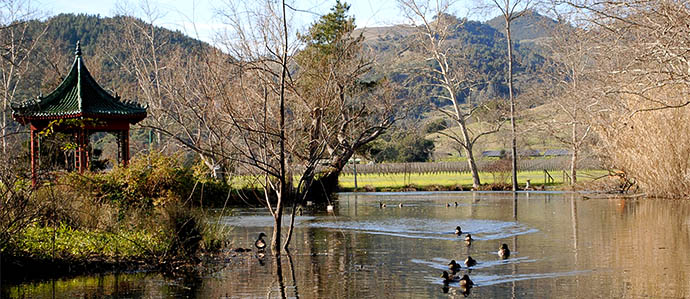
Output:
(339, 157), (601, 175)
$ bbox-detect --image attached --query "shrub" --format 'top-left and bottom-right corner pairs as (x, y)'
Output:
(59, 153), (197, 211)
(593, 92), (690, 197)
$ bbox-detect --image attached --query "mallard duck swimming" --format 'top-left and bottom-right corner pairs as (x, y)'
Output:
(255, 232), (267, 251)
(464, 256), (477, 267)
(441, 271), (459, 283)
(448, 260), (461, 272)
(498, 243), (510, 259)
(459, 274), (474, 287)
(455, 226), (462, 235)
(464, 234), (473, 242)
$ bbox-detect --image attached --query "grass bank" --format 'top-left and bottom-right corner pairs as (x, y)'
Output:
(1, 153), (234, 281)
(338, 169), (609, 191)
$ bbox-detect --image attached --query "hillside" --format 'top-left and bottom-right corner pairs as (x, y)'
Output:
(12, 13), (209, 104)
(13, 12), (555, 119)
(355, 11), (555, 116)
(486, 11), (557, 43)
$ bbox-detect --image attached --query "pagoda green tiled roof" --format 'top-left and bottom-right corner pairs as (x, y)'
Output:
(12, 42), (147, 125)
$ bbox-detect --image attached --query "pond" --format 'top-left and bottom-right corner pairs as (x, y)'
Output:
(4, 192), (690, 298)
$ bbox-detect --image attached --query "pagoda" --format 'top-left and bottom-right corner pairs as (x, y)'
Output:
(12, 41), (147, 185)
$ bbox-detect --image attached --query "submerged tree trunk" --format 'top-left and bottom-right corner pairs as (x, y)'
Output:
(271, 192), (283, 254)
(272, 0), (289, 256)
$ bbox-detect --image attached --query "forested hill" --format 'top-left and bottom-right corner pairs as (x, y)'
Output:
(15, 12), (555, 118)
(486, 11), (557, 43)
(14, 13), (208, 102)
(356, 10), (556, 114)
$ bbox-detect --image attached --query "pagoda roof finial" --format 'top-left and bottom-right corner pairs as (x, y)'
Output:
(75, 40), (82, 56)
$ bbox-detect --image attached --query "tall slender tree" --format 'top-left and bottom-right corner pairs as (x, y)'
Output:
(398, 0), (505, 189)
(485, 0), (534, 191)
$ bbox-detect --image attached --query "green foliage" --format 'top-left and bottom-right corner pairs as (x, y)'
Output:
(3, 153), (234, 268)
(397, 134), (435, 162)
(424, 118), (448, 134)
(61, 152), (194, 209)
(299, 0), (355, 53)
(162, 204), (204, 259)
(14, 223), (166, 260)
(367, 131), (435, 163)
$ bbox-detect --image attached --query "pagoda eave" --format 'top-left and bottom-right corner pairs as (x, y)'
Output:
(12, 112), (147, 126)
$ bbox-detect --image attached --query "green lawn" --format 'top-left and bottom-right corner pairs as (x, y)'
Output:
(338, 170), (608, 190)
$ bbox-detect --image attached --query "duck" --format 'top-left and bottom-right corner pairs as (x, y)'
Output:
(455, 226), (462, 236)
(398, 203), (404, 208)
(448, 260), (461, 272)
(464, 256), (477, 267)
(446, 203), (451, 207)
(454, 202), (458, 206)
(255, 232), (267, 251)
(379, 202), (387, 208)
(464, 234), (473, 242)
(459, 274), (474, 287)
(441, 271), (459, 283)
(498, 243), (510, 259)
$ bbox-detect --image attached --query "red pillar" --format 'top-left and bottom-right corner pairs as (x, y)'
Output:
(123, 130), (130, 166)
(30, 128), (37, 187)
(76, 129), (87, 173)
(73, 131), (79, 170)
(84, 129), (90, 171)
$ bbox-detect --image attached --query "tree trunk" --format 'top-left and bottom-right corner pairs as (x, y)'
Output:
(2, 101), (6, 155)
(505, 18), (518, 192)
(571, 117), (578, 185)
(570, 149), (578, 185)
(273, 0), (288, 256)
(307, 168), (341, 202)
(465, 145), (481, 189)
(271, 191), (283, 254)
(458, 119), (481, 189)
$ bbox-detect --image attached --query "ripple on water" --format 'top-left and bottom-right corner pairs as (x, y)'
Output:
(464, 270), (591, 286)
(220, 215), (317, 227)
(307, 218), (538, 241)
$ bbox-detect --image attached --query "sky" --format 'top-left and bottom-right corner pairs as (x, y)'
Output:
(36, 0), (483, 44)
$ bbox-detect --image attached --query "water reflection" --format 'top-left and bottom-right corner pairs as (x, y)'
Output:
(4, 192), (690, 298)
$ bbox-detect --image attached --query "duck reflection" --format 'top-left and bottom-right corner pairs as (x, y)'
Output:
(460, 285), (472, 297)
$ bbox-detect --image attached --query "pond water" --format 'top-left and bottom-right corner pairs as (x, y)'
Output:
(4, 192), (690, 298)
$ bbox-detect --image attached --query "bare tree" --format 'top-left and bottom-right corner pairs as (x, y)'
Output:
(397, 0), (505, 189)
(213, 0), (296, 255)
(531, 20), (597, 184)
(113, 1), (170, 149)
(554, 0), (690, 196)
(0, 0), (48, 154)
(483, 0), (535, 191)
